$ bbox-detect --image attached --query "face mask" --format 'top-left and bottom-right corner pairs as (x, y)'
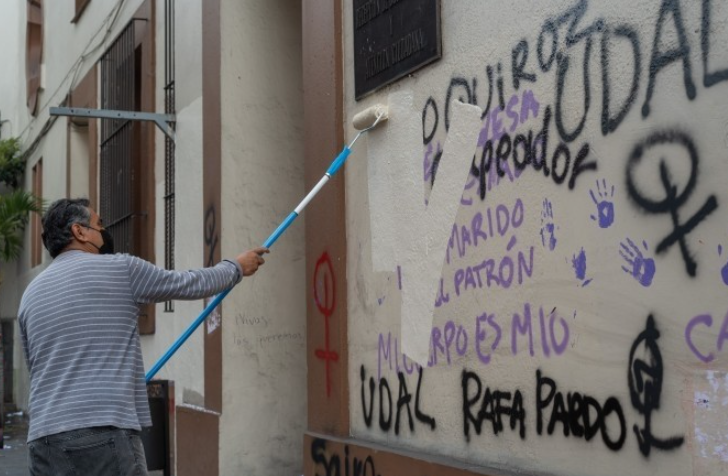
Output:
(84, 225), (115, 255)
(98, 228), (115, 255)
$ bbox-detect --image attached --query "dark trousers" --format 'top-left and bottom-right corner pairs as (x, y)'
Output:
(28, 426), (148, 476)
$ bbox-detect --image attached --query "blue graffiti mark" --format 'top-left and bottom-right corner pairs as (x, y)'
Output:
(540, 199), (557, 251)
(589, 179), (615, 228)
(620, 238), (656, 287)
(719, 245), (728, 286)
(571, 248), (592, 287)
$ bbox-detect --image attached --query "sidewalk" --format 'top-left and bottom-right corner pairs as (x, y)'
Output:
(0, 411), (29, 476)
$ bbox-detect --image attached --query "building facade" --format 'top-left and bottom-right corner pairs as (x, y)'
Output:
(2, 1), (728, 476)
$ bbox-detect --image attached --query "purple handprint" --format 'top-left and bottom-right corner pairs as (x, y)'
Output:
(719, 245), (728, 286)
(620, 238), (656, 287)
(540, 199), (558, 251)
(571, 247), (593, 287)
(590, 179), (615, 228)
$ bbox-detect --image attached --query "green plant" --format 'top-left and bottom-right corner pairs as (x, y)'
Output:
(0, 138), (24, 189)
(0, 190), (41, 261)
(0, 137), (42, 262)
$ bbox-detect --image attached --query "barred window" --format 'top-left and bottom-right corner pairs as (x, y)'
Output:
(99, 10), (157, 333)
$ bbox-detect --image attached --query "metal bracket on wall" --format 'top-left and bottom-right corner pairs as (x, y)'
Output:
(50, 107), (176, 142)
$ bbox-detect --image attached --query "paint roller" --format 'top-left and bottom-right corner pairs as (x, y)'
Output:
(145, 104), (389, 382)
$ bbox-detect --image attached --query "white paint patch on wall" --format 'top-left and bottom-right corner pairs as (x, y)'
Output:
(173, 0), (202, 111)
(368, 93), (482, 363)
(366, 92), (418, 273)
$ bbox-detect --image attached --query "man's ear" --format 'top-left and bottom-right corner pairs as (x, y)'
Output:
(70, 223), (87, 242)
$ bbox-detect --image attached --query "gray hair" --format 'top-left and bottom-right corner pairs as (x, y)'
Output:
(41, 198), (91, 258)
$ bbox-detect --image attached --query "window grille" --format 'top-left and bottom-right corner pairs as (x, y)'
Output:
(164, 0), (176, 312)
(99, 21), (137, 255)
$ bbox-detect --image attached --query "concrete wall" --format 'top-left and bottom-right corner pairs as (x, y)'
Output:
(220, 0), (306, 474)
(340, 1), (728, 476)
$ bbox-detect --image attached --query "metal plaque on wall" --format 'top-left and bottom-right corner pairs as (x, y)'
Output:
(354, 0), (441, 100)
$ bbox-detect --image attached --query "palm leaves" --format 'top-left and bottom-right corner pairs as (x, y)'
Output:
(0, 138), (24, 189)
(0, 137), (42, 262)
(0, 189), (41, 262)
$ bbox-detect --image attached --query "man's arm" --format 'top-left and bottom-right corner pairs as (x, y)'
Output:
(125, 248), (268, 304)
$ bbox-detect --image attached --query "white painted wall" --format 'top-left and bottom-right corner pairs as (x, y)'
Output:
(142, 0), (207, 414)
(0, 0), (22, 141)
(220, 0), (306, 474)
(173, 0), (202, 112)
(345, 1), (728, 476)
(143, 97), (207, 405)
(17, 0), (147, 167)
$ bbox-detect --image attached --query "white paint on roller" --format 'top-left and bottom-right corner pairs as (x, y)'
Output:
(353, 104), (389, 130)
(367, 92), (483, 363)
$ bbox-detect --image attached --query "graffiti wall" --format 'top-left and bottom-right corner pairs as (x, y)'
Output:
(337, 1), (728, 475)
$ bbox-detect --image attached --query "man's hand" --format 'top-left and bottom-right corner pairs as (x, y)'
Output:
(236, 247), (269, 276)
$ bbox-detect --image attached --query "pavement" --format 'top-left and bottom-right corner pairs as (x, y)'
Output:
(0, 411), (29, 476)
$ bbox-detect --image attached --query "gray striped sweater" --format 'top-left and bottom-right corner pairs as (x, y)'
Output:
(18, 250), (242, 442)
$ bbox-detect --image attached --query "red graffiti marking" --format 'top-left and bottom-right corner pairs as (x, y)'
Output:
(314, 252), (339, 397)
(314, 252), (336, 317)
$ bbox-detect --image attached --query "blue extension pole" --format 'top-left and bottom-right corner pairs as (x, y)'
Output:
(145, 111), (386, 382)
